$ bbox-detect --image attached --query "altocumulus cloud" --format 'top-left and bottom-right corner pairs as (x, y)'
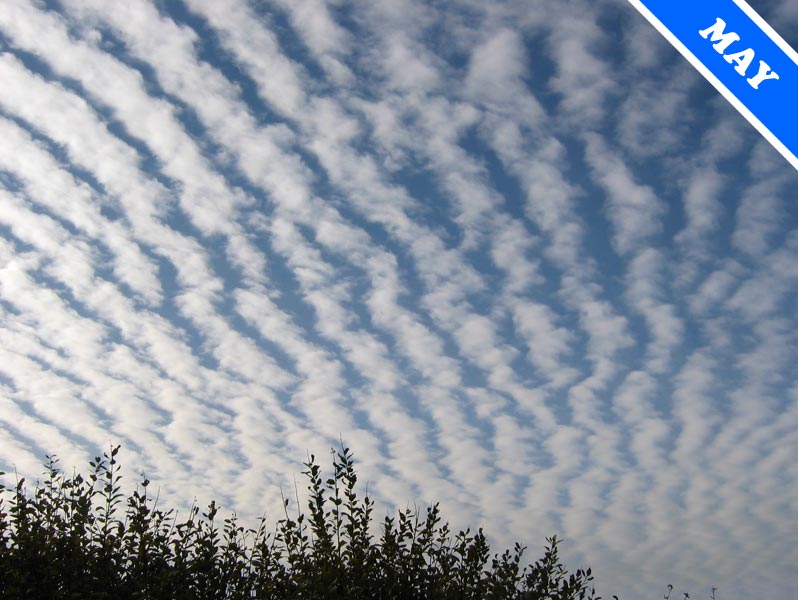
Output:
(0, 0), (796, 598)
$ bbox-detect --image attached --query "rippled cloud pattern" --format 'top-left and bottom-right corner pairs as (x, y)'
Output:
(0, 1), (796, 598)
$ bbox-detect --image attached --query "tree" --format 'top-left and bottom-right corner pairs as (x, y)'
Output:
(0, 444), (602, 599)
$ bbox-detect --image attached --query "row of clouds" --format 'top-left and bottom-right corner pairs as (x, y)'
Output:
(0, 1), (795, 598)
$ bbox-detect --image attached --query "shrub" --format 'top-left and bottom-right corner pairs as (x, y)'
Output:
(0, 444), (601, 600)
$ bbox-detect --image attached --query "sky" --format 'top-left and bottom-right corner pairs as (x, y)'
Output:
(0, 0), (796, 597)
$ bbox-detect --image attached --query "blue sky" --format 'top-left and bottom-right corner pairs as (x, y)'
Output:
(0, 0), (796, 597)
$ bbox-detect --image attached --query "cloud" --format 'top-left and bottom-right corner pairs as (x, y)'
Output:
(545, 4), (616, 126)
(733, 142), (793, 258)
(625, 249), (684, 373)
(584, 133), (666, 257)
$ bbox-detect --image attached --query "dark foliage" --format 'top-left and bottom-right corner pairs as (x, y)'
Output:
(0, 444), (605, 600)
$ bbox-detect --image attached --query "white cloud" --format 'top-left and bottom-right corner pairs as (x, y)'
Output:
(584, 133), (666, 257)
(510, 299), (578, 388)
(545, 6), (616, 126)
(465, 28), (545, 124)
(676, 167), (725, 247)
(733, 141), (792, 258)
(625, 248), (684, 373)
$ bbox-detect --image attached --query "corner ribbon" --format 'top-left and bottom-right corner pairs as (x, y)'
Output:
(628, 0), (798, 171)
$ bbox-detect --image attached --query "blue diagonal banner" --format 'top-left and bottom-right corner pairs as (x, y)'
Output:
(628, 0), (798, 171)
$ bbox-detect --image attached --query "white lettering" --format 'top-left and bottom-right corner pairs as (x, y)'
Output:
(699, 18), (740, 54)
(746, 60), (780, 89)
(699, 17), (780, 91)
(724, 48), (756, 76)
